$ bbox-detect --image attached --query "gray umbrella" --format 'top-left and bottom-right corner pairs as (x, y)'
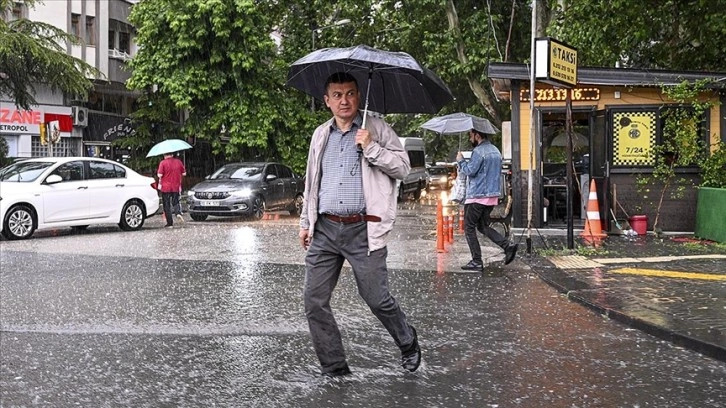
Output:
(420, 112), (498, 135)
(286, 45), (453, 127)
(421, 112), (498, 150)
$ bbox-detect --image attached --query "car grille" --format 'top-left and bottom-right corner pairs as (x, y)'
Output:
(193, 191), (230, 199)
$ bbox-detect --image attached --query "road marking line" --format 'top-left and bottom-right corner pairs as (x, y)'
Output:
(594, 254), (726, 264)
(611, 267), (726, 281)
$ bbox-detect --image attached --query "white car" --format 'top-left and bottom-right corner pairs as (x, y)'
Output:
(0, 157), (160, 240)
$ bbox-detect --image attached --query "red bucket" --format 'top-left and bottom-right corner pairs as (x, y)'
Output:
(629, 215), (648, 236)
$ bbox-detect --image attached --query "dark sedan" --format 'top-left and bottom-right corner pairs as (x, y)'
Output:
(187, 162), (304, 221)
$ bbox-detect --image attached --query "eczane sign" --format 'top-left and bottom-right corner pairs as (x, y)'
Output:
(534, 37), (578, 88)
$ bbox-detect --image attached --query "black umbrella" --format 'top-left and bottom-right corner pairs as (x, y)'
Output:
(286, 44), (453, 128)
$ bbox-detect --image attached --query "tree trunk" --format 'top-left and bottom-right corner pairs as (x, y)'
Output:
(445, 0), (501, 124)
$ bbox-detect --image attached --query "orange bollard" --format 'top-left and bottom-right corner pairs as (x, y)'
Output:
(442, 209), (450, 245)
(274, 212), (280, 220)
(581, 179), (607, 247)
(458, 207), (465, 234)
(436, 199), (445, 252)
(448, 214), (454, 242)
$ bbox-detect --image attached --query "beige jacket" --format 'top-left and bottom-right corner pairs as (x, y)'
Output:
(300, 114), (410, 252)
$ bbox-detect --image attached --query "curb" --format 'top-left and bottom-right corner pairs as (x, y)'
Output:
(535, 266), (726, 363)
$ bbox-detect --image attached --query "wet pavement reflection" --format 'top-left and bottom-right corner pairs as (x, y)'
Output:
(1, 203), (725, 407)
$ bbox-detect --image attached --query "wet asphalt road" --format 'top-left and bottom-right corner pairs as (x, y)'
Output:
(1, 204), (725, 407)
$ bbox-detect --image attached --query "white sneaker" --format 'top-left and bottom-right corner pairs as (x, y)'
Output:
(176, 214), (184, 223)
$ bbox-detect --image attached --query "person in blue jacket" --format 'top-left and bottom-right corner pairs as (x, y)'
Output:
(456, 129), (517, 271)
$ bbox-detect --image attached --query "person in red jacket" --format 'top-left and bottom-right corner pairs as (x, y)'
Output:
(157, 152), (186, 227)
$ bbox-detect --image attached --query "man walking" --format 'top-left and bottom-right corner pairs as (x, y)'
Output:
(157, 152), (186, 228)
(299, 72), (421, 377)
(457, 129), (517, 271)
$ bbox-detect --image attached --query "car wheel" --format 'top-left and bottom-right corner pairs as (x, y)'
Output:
(291, 194), (304, 216)
(119, 200), (145, 231)
(251, 196), (265, 220)
(190, 213), (207, 222)
(2, 204), (36, 240)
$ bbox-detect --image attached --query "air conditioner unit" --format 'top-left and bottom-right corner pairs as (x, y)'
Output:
(72, 106), (88, 127)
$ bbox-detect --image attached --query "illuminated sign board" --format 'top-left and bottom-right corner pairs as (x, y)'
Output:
(0, 103), (72, 135)
(535, 37), (578, 88)
(520, 88), (600, 102)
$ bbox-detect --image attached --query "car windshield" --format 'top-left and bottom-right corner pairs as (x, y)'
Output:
(428, 167), (449, 175)
(210, 164), (264, 181)
(0, 161), (54, 182)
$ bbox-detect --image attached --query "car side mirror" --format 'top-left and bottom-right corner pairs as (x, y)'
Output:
(45, 174), (63, 184)
(266, 174), (278, 181)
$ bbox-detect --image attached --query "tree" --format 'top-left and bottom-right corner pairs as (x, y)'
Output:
(0, 0), (96, 109)
(548, 0), (726, 71)
(127, 0), (315, 172)
(274, 0), (532, 161)
(127, 1), (534, 166)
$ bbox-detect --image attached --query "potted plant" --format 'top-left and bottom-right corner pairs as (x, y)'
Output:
(635, 80), (717, 235)
(695, 140), (726, 242)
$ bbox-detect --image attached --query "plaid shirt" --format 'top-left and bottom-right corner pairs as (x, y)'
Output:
(318, 115), (366, 215)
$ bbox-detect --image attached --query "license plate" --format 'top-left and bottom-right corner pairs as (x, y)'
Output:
(201, 200), (219, 206)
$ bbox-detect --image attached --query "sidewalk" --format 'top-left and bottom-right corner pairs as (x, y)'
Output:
(391, 202), (726, 362)
(521, 230), (726, 362)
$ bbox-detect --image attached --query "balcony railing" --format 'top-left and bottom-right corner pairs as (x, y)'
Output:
(108, 48), (132, 62)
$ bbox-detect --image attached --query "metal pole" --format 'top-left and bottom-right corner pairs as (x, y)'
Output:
(566, 90), (574, 248)
(526, 0), (537, 255)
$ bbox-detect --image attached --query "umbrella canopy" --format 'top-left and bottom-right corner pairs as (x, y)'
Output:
(420, 112), (499, 135)
(146, 139), (193, 158)
(286, 45), (453, 121)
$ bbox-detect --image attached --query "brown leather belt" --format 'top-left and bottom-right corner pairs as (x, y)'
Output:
(322, 213), (381, 223)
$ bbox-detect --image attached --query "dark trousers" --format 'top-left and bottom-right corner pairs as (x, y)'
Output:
(464, 203), (509, 263)
(161, 192), (180, 226)
(303, 216), (414, 374)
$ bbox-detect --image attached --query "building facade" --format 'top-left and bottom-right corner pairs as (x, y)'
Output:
(488, 63), (726, 232)
(1, 0), (139, 161)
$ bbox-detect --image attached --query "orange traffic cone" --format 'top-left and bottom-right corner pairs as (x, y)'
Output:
(436, 198), (445, 253)
(581, 179), (607, 246)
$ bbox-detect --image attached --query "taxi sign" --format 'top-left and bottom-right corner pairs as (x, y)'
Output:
(535, 37), (578, 88)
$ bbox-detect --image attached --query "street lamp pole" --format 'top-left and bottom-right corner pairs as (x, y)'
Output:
(310, 18), (351, 111)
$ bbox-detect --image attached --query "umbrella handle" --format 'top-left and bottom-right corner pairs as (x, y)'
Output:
(361, 69), (373, 130)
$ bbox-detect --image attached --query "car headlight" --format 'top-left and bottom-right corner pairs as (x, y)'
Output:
(230, 188), (253, 198)
(187, 190), (195, 198)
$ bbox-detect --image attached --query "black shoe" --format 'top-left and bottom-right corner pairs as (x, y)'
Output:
(504, 244), (518, 265)
(164, 224), (174, 228)
(322, 364), (352, 378)
(401, 327), (421, 372)
(461, 260), (484, 271)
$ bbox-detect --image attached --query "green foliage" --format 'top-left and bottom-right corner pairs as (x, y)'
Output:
(0, 135), (10, 167)
(549, 0), (726, 71)
(0, 0), (97, 109)
(635, 80), (719, 230)
(701, 140), (726, 189)
(127, 0), (314, 172)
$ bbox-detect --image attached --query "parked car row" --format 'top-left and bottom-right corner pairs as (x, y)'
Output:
(0, 157), (160, 240)
(0, 154), (464, 240)
(187, 162), (304, 221)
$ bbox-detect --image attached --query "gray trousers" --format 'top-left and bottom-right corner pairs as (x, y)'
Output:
(304, 216), (414, 373)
